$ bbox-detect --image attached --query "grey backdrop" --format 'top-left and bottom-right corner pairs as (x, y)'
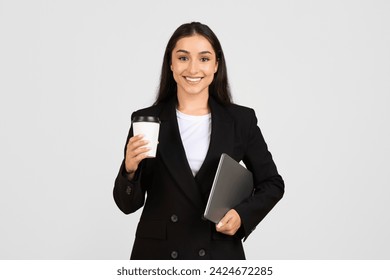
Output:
(1, 0), (389, 259)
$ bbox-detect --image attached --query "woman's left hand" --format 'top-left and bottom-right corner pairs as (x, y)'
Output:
(216, 209), (241, 235)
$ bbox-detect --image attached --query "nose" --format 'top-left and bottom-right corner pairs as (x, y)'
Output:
(187, 60), (199, 75)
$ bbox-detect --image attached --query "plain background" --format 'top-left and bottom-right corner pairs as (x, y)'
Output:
(1, 0), (389, 259)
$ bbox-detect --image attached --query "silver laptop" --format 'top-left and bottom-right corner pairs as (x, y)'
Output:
(203, 153), (254, 223)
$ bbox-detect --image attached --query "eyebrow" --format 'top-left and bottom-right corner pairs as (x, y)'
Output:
(176, 49), (213, 55)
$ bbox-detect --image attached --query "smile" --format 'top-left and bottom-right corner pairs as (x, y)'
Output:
(185, 77), (203, 82)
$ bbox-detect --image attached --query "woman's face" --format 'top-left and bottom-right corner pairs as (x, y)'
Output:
(171, 35), (218, 98)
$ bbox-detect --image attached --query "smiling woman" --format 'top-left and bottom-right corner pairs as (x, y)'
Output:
(113, 22), (285, 260)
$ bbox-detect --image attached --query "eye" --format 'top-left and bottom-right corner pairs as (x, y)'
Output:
(200, 57), (210, 62)
(178, 56), (188, 61)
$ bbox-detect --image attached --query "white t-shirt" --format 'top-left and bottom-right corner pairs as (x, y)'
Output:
(176, 110), (211, 176)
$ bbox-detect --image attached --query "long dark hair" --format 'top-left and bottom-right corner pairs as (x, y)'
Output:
(154, 22), (232, 105)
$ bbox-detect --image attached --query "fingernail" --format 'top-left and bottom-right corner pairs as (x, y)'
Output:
(217, 222), (223, 228)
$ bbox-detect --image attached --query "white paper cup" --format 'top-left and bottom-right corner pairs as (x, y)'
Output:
(132, 116), (160, 158)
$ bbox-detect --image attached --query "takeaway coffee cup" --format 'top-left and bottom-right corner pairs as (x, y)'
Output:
(132, 116), (160, 158)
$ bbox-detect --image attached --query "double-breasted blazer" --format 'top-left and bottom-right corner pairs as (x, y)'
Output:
(113, 96), (284, 260)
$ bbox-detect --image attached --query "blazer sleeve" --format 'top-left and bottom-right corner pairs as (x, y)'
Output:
(234, 109), (285, 240)
(113, 113), (147, 214)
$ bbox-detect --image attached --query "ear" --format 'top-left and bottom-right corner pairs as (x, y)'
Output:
(170, 65), (173, 71)
(214, 61), (218, 73)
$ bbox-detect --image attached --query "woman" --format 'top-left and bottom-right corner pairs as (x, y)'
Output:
(113, 22), (284, 260)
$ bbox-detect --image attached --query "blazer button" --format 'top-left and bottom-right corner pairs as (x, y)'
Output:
(171, 251), (178, 259)
(170, 214), (178, 223)
(126, 186), (132, 195)
(198, 249), (206, 257)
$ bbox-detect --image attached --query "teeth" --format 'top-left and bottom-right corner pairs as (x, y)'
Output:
(186, 77), (202, 82)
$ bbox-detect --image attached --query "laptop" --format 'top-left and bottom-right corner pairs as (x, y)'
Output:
(203, 153), (254, 223)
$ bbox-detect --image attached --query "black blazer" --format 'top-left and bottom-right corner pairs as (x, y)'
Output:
(113, 96), (284, 260)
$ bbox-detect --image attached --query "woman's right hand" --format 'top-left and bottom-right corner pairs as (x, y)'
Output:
(124, 134), (150, 180)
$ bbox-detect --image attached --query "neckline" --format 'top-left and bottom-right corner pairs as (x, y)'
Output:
(176, 109), (211, 120)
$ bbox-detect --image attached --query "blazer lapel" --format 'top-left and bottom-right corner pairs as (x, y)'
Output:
(195, 97), (235, 199)
(157, 99), (204, 212)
